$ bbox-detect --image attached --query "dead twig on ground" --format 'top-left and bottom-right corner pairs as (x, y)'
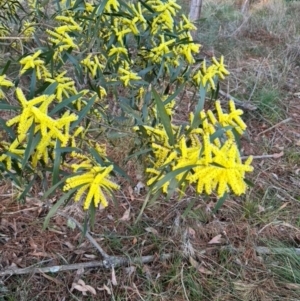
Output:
(258, 118), (292, 136)
(56, 211), (110, 260)
(241, 152), (284, 160)
(0, 254), (173, 277)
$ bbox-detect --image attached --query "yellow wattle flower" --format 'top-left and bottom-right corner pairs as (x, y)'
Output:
(64, 165), (119, 210)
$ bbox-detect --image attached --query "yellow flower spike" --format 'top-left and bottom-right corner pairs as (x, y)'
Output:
(19, 50), (45, 78)
(0, 134), (26, 170)
(121, 17), (140, 35)
(118, 67), (141, 87)
(114, 28), (131, 43)
(130, 2), (147, 29)
(202, 133), (212, 165)
(212, 55), (230, 78)
(207, 110), (217, 125)
(64, 165), (119, 210)
(74, 184), (89, 202)
(0, 75), (14, 99)
(215, 100), (224, 123)
(245, 155), (253, 167)
(177, 41), (201, 64)
(181, 14), (197, 31)
(179, 136), (187, 158)
(21, 21), (36, 41)
(104, 0), (120, 13)
(0, 75), (14, 88)
(45, 72), (77, 102)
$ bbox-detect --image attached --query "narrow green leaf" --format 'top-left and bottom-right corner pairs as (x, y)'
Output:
(0, 103), (19, 110)
(52, 140), (61, 186)
(244, 178), (255, 188)
(126, 147), (152, 160)
(1, 60), (11, 76)
(163, 81), (185, 105)
(151, 165), (197, 192)
(44, 82), (58, 96)
(210, 126), (231, 141)
(42, 175), (71, 201)
(29, 69), (36, 99)
(1, 168), (21, 187)
(43, 188), (76, 229)
(191, 85), (206, 129)
(182, 198), (197, 218)
(65, 52), (79, 69)
(166, 170), (189, 201)
(55, 147), (81, 153)
(95, 0), (108, 16)
(152, 89), (174, 146)
(49, 92), (84, 116)
(119, 100), (143, 123)
(22, 124), (38, 169)
(18, 175), (37, 201)
(139, 0), (155, 13)
(138, 66), (155, 77)
(88, 147), (105, 166)
(70, 94), (96, 130)
(89, 204), (96, 230)
(107, 156), (133, 184)
(0, 118), (17, 140)
(213, 192), (228, 213)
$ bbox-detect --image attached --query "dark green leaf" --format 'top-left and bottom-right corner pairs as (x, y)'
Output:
(22, 124), (38, 169)
(191, 85), (206, 129)
(213, 192), (228, 213)
(18, 175), (37, 201)
(49, 92), (84, 116)
(44, 82), (58, 96)
(43, 188), (77, 229)
(152, 89), (174, 146)
(151, 165), (197, 192)
(95, 0), (108, 16)
(29, 69), (36, 99)
(0, 103), (19, 110)
(70, 94), (96, 130)
(52, 140), (61, 186)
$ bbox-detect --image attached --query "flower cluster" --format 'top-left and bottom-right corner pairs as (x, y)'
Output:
(4, 88), (77, 167)
(63, 147), (119, 210)
(135, 100), (253, 197)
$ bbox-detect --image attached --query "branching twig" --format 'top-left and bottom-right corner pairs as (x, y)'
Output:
(241, 153), (283, 160)
(0, 254), (173, 277)
(56, 211), (110, 260)
(258, 118), (292, 136)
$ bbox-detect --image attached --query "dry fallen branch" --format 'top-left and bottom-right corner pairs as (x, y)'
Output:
(56, 211), (110, 260)
(0, 211), (174, 277)
(258, 118), (292, 136)
(0, 254), (173, 277)
(241, 152), (284, 160)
